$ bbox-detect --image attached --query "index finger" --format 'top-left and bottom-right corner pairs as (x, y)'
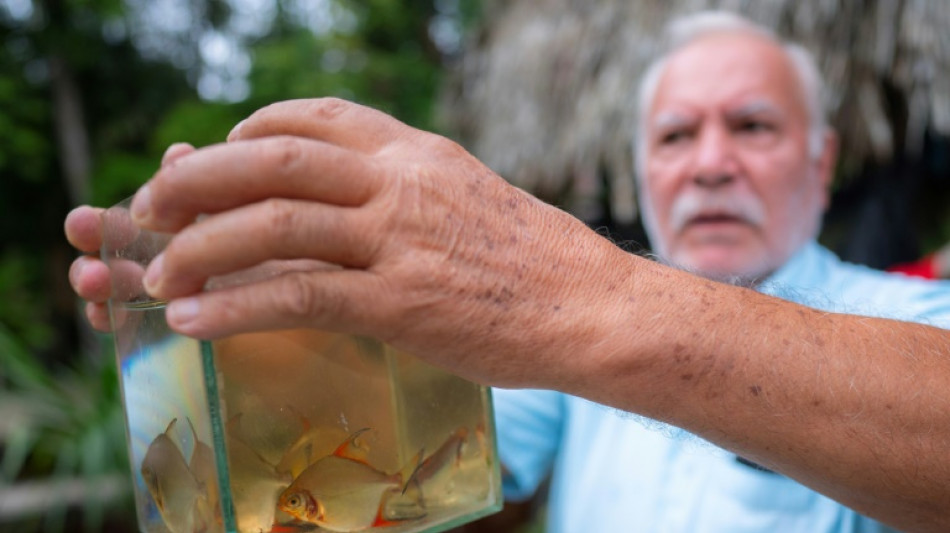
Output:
(227, 98), (409, 154)
(132, 136), (385, 233)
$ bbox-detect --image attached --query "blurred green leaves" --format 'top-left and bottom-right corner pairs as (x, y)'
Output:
(0, 250), (54, 352)
(1, 0), (480, 530)
(0, 320), (130, 531)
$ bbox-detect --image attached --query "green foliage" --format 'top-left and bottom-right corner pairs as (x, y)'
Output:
(151, 100), (245, 151)
(1, 0), (477, 530)
(0, 59), (54, 185)
(243, 0), (446, 130)
(0, 321), (130, 531)
(89, 152), (158, 207)
(0, 250), (54, 352)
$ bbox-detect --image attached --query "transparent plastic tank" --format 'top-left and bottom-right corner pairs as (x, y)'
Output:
(102, 197), (501, 533)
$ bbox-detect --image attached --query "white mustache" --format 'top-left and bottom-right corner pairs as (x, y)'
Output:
(669, 192), (766, 233)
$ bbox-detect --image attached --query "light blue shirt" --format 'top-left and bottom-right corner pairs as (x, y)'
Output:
(494, 241), (950, 532)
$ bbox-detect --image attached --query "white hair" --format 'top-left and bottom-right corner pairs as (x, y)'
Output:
(634, 10), (829, 179)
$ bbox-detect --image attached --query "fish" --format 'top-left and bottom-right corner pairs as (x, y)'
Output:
(411, 427), (468, 486)
(140, 418), (213, 533)
(186, 417), (220, 517)
(276, 429), (423, 532)
(224, 413), (294, 532)
(386, 427), (469, 516)
(275, 408), (363, 480)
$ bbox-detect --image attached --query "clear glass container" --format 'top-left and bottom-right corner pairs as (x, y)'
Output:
(101, 197), (501, 533)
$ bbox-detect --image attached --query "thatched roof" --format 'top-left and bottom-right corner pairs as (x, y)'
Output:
(439, 0), (950, 225)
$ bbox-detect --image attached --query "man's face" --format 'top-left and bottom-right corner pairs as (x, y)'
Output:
(640, 33), (833, 282)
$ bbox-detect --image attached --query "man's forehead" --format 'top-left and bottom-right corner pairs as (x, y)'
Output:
(649, 32), (803, 116)
(652, 98), (786, 127)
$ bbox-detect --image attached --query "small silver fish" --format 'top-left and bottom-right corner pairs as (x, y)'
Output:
(140, 418), (213, 533)
(185, 418), (219, 518)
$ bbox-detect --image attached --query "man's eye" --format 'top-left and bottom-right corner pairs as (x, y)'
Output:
(659, 130), (691, 145)
(737, 120), (772, 134)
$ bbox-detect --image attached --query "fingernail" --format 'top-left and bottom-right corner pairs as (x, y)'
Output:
(168, 297), (200, 326)
(161, 143), (188, 167)
(227, 119), (246, 142)
(143, 253), (163, 294)
(131, 184), (152, 222)
(69, 258), (84, 288)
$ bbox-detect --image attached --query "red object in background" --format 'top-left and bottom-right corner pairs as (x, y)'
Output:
(888, 254), (938, 280)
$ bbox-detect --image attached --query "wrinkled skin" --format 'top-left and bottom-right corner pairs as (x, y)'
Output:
(66, 98), (637, 390)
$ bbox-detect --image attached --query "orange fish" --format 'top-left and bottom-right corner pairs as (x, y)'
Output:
(275, 408), (362, 480)
(276, 429), (423, 532)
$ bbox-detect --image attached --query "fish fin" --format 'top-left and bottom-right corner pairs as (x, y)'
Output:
(247, 438), (283, 473)
(192, 494), (213, 533)
(371, 495), (402, 528)
(475, 422), (490, 465)
(164, 417), (179, 436)
(332, 427), (372, 463)
(376, 486), (427, 525)
(449, 427), (468, 468)
(186, 416), (200, 464)
(371, 515), (400, 528)
(152, 487), (164, 510)
(225, 412), (244, 436)
(186, 416), (198, 439)
(283, 404), (313, 434)
(398, 448), (426, 494)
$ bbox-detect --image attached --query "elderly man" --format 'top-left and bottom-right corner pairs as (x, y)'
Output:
(67, 10), (949, 533)
(493, 11), (944, 533)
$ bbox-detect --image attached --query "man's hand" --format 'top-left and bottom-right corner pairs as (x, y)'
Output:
(125, 98), (638, 388)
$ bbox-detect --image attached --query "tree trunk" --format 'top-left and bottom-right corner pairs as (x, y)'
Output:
(49, 54), (91, 206)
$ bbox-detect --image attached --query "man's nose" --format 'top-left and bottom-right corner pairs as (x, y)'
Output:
(691, 125), (737, 187)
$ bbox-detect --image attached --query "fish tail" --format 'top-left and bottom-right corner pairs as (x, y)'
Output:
(373, 487), (427, 527)
(370, 507), (400, 528)
(397, 448), (426, 494)
(331, 427), (372, 462)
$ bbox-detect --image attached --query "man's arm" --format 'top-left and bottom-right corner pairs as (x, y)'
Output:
(562, 259), (950, 532)
(123, 98), (950, 532)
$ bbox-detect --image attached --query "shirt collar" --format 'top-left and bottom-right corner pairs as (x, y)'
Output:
(758, 240), (827, 297)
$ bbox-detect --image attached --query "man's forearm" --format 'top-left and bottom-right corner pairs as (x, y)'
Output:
(564, 258), (950, 532)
